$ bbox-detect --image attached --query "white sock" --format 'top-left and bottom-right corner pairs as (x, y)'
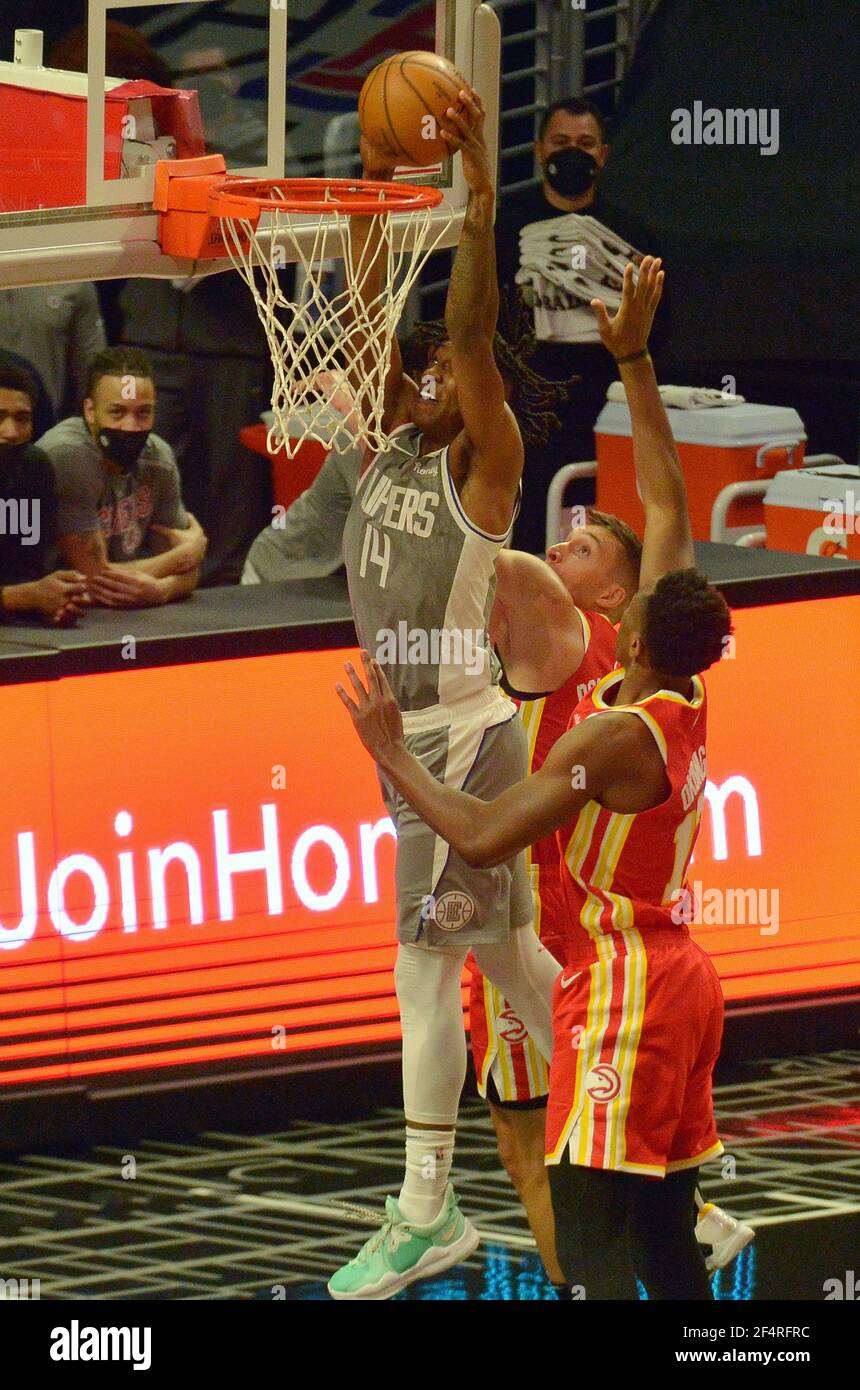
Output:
(398, 1127), (454, 1226)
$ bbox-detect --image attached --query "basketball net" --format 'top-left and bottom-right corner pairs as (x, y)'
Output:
(218, 184), (453, 459)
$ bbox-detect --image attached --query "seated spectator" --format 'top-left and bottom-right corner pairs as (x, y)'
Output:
(119, 266), (284, 586)
(0, 348), (55, 439)
(0, 284), (107, 420)
(0, 364), (88, 625)
(38, 348), (207, 608)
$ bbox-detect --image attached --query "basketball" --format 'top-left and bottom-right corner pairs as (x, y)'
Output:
(358, 51), (469, 167)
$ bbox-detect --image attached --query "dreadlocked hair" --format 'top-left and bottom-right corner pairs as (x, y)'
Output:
(401, 292), (579, 449)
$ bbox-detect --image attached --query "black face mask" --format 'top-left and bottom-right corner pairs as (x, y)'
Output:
(543, 145), (599, 199)
(98, 427), (151, 475)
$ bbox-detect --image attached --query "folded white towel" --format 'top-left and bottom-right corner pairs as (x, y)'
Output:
(516, 214), (643, 342)
(605, 381), (746, 409)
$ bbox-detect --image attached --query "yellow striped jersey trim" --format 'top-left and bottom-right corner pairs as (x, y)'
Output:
(562, 801), (603, 943)
(591, 669), (705, 713)
(666, 1141), (724, 1173)
(477, 972), (498, 1095)
(563, 806), (637, 940)
(518, 696), (547, 875)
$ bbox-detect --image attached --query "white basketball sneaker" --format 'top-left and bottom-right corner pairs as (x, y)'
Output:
(695, 1201), (755, 1272)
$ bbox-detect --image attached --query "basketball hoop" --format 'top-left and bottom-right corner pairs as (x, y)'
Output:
(164, 167), (448, 458)
(210, 177), (451, 457)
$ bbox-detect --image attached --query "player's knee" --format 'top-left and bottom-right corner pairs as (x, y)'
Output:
(393, 945), (429, 1018)
(492, 1111), (525, 1190)
(493, 1113), (544, 1198)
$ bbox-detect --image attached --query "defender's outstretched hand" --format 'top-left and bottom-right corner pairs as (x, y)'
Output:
(591, 256), (664, 360)
(336, 652), (405, 763)
(439, 87), (492, 197)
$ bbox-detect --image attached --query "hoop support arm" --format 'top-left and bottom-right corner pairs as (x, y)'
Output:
(154, 155), (261, 260)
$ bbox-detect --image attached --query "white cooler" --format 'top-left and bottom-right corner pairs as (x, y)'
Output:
(764, 462), (860, 560)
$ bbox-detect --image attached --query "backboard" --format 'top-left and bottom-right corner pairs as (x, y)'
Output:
(0, 0), (500, 289)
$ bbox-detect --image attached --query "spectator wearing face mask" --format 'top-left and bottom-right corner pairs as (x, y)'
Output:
(37, 347), (207, 609)
(495, 97), (668, 554)
(0, 348), (56, 439)
(0, 363), (89, 625)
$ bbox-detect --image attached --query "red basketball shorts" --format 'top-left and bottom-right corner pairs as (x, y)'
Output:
(545, 932), (725, 1176)
(469, 864), (565, 1104)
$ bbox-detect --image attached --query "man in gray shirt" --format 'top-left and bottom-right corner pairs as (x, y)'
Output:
(0, 284), (107, 419)
(38, 347), (207, 608)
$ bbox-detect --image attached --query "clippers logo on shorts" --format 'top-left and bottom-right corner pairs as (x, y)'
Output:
(498, 1007), (529, 1044)
(584, 1064), (621, 1103)
(432, 891), (475, 932)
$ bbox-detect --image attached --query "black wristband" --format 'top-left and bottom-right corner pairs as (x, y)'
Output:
(615, 348), (650, 365)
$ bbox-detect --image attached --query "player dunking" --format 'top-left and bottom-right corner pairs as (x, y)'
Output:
(327, 88), (563, 1299)
(341, 573), (732, 1299)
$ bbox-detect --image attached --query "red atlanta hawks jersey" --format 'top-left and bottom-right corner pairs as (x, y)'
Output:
(516, 608), (618, 876)
(556, 667), (708, 966)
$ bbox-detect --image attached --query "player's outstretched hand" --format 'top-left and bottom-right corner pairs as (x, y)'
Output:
(336, 652), (405, 763)
(439, 87), (492, 197)
(591, 256), (664, 361)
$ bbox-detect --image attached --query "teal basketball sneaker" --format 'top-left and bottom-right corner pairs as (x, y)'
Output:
(327, 1185), (480, 1300)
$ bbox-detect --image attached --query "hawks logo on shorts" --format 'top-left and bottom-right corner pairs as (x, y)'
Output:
(584, 1063), (621, 1102)
(497, 1007), (529, 1045)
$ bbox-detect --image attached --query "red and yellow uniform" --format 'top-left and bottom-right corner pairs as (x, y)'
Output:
(469, 609), (618, 1104)
(545, 668), (724, 1174)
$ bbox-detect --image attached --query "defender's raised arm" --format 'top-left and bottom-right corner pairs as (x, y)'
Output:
(591, 258), (694, 590)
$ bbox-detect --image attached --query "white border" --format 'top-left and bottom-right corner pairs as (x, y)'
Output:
(85, 0), (287, 208)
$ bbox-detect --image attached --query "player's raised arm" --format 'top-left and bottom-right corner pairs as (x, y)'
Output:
(337, 654), (629, 867)
(343, 138), (419, 436)
(591, 258), (694, 590)
(439, 89), (524, 532)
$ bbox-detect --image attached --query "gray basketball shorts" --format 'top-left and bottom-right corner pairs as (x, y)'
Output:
(379, 701), (533, 949)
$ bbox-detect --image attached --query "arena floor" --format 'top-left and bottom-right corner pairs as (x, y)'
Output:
(1, 1049), (858, 1301)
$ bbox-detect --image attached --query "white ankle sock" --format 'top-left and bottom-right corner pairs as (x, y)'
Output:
(397, 1127), (454, 1226)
